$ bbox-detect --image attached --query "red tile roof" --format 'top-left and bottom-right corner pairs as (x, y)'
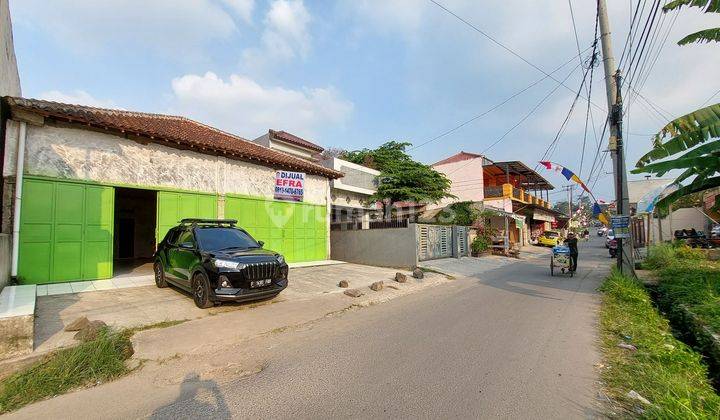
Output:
(5, 97), (343, 179)
(269, 129), (324, 153)
(432, 151), (485, 167)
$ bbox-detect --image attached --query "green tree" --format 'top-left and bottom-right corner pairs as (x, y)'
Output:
(632, 1), (720, 212)
(344, 141), (454, 216)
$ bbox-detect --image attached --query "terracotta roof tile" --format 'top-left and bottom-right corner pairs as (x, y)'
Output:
(6, 97), (343, 179)
(269, 129), (324, 153)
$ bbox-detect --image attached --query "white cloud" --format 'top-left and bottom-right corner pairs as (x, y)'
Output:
(221, 0), (255, 23)
(169, 72), (353, 140)
(242, 0), (311, 70)
(38, 90), (119, 109)
(11, 0), (250, 56)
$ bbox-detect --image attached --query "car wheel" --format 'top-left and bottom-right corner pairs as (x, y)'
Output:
(154, 261), (168, 288)
(192, 273), (214, 309)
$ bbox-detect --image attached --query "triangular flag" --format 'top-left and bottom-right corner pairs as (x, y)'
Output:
(561, 167), (574, 181)
(539, 161), (552, 170)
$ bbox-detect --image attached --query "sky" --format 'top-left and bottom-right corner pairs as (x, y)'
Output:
(8, 0), (720, 202)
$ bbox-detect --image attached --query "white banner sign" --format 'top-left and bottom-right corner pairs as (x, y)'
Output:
(274, 171), (305, 202)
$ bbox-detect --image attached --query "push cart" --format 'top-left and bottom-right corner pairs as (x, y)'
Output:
(550, 245), (573, 277)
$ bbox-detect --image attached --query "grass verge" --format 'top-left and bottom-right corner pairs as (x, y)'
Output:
(0, 328), (132, 414)
(599, 269), (720, 418)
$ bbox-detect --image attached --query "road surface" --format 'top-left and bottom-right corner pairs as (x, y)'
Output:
(10, 236), (610, 419)
(150, 237), (609, 419)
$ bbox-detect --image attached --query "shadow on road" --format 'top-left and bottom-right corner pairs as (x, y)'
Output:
(150, 372), (230, 420)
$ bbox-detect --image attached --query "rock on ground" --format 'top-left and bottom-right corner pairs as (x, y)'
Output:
(370, 281), (384, 291)
(64, 316), (91, 332)
(395, 273), (407, 283)
(344, 289), (364, 298)
(412, 268), (424, 279)
(74, 320), (107, 342)
(338, 280), (349, 288)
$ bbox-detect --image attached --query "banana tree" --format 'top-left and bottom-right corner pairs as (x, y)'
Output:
(664, 0), (720, 44)
(631, 0), (720, 211)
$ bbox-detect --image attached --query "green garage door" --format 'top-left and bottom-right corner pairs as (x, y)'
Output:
(224, 196), (327, 263)
(156, 191), (217, 242)
(18, 179), (114, 284)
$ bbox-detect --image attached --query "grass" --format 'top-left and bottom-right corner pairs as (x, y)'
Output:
(0, 318), (188, 414)
(0, 328), (132, 414)
(599, 269), (720, 418)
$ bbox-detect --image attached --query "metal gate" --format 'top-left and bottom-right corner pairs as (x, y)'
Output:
(417, 224), (453, 261)
(454, 226), (470, 257)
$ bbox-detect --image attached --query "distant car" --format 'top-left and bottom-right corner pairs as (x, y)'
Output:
(597, 227), (607, 236)
(605, 229), (615, 248)
(154, 219), (289, 308)
(537, 231), (561, 247)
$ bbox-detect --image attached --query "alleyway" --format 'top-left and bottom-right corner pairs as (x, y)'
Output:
(8, 237), (610, 419)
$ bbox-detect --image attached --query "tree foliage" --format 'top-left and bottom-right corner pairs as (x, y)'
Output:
(343, 141), (454, 209)
(632, 2), (720, 211)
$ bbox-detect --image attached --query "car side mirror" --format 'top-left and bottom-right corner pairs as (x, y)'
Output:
(179, 242), (194, 249)
(257, 241), (265, 247)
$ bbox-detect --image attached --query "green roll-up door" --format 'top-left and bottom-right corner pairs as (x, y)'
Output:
(224, 196), (327, 263)
(156, 191), (217, 242)
(18, 179), (114, 284)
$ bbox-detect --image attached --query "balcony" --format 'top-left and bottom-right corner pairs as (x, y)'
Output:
(484, 183), (550, 208)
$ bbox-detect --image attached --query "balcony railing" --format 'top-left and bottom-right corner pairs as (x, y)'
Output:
(483, 183), (550, 208)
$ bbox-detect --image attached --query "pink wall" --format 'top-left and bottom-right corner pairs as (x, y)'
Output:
(430, 157), (485, 209)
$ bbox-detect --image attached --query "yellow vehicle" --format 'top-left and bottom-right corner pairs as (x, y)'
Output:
(537, 231), (561, 247)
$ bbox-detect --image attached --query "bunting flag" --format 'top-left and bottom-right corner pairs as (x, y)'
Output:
(539, 161), (610, 226)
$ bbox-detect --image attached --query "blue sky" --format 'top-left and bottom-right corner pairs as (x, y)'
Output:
(9, 0), (720, 201)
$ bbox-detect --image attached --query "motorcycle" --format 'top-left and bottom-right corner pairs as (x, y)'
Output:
(608, 238), (618, 258)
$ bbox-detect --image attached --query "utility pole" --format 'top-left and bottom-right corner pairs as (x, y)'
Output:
(598, 0), (633, 273)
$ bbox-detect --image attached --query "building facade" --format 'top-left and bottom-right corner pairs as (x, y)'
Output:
(1, 98), (342, 285)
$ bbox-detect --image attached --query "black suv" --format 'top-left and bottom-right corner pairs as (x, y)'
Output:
(154, 219), (289, 308)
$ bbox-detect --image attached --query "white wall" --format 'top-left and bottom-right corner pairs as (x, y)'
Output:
(4, 122), (330, 206)
(648, 207), (708, 243)
(430, 157), (485, 209)
(0, 0), (20, 97)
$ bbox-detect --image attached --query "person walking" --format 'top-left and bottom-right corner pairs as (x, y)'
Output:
(566, 232), (579, 272)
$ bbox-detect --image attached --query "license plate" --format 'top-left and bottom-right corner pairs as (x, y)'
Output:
(250, 279), (272, 288)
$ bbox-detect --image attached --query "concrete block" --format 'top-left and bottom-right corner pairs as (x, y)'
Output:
(0, 285), (36, 360)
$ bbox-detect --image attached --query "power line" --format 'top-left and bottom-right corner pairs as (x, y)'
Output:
(408, 44), (595, 151)
(428, 0), (605, 113)
(701, 87), (720, 107)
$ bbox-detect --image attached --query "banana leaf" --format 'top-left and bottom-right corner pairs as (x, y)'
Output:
(679, 28), (720, 45)
(656, 176), (720, 212)
(664, 0), (720, 13)
(631, 156), (720, 175)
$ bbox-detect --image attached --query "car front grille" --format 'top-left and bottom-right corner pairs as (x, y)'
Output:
(243, 261), (279, 280)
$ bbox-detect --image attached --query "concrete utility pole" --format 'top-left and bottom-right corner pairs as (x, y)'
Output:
(597, 0), (633, 273)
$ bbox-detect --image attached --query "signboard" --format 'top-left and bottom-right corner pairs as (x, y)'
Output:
(274, 171), (305, 202)
(611, 215), (631, 239)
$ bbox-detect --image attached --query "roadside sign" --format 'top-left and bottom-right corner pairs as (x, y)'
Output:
(274, 171), (305, 202)
(611, 215), (630, 239)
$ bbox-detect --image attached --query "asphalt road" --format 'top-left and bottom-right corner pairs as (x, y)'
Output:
(149, 237), (610, 419)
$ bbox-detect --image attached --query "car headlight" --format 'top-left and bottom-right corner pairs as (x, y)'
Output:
(213, 259), (239, 269)
(276, 255), (285, 265)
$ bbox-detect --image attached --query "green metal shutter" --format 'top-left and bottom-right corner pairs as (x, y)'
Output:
(224, 197), (327, 263)
(156, 191), (218, 242)
(18, 179), (114, 284)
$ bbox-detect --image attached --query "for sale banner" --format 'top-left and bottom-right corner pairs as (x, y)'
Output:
(274, 171), (305, 202)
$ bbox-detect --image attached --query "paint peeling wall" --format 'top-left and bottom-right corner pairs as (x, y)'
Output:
(0, 0), (21, 97)
(14, 123), (329, 206)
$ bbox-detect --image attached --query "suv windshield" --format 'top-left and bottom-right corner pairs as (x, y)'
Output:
(194, 227), (260, 251)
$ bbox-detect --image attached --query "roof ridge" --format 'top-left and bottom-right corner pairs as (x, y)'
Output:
(7, 97), (185, 120)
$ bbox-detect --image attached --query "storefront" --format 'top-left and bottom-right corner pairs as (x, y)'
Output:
(2, 97), (341, 284)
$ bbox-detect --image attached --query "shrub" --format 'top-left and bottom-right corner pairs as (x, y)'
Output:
(643, 243), (677, 269)
(675, 245), (706, 261)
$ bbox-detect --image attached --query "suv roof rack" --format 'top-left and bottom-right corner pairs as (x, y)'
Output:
(179, 218), (237, 226)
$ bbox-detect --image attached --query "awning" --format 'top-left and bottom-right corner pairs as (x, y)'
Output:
(533, 211), (555, 222)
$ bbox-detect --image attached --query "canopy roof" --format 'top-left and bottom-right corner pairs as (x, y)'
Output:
(483, 160), (555, 190)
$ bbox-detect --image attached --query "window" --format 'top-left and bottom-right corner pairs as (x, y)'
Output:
(194, 227), (260, 251)
(164, 228), (181, 245)
(176, 230), (195, 247)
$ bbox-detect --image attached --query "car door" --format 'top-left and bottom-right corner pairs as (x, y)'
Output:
(168, 229), (198, 289)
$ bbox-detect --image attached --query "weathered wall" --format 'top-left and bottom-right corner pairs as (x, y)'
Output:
(5, 122), (328, 206)
(649, 207), (709, 243)
(0, 234), (10, 290)
(330, 189), (374, 209)
(330, 225), (418, 268)
(0, 0), (21, 97)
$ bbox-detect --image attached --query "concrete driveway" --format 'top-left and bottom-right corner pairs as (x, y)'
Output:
(33, 263), (416, 354)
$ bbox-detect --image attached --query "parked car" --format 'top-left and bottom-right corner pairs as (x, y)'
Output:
(537, 231), (561, 247)
(597, 227), (607, 236)
(154, 219), (289, 308)
(605, 229), (615, 248)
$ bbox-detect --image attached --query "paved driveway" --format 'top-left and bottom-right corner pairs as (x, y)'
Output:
(33, 263), (409, 353)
